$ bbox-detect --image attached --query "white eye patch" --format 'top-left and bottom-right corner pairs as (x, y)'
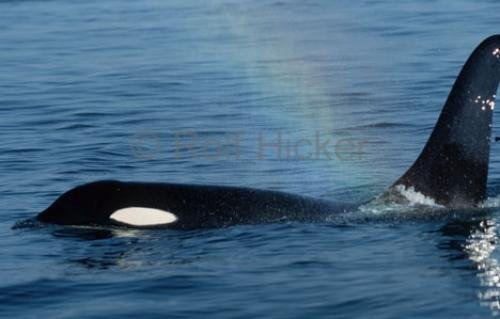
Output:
(110, 207), (178, 226)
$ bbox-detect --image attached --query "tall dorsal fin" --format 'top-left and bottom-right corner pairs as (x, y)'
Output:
(390, 35), (500, 207)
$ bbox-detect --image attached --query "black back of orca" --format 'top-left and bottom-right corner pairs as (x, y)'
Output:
(37, 180), (354, 229)
(37, 35), (500, 228)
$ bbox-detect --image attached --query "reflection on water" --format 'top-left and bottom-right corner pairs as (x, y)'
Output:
(49, 227), (147, 270)
(464, 219), (500, 316)
(44, 226), (213, 272)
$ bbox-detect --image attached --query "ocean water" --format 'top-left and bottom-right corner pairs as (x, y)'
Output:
(1, 0), (500, 318)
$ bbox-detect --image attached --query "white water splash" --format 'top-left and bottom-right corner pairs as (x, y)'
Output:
(481, 195), (500, 208)
(357, 201), (410, 216)
(393, 184), (442, 207)
(357, 184), (442, 217)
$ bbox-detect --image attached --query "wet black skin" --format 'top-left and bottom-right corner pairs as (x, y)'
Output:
(37, 180), (355, 229)
(392, 34), (500, 206)
(37, 35), (500, 229)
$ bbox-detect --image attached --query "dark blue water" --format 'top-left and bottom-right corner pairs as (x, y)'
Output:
(1, 0), (500, 318)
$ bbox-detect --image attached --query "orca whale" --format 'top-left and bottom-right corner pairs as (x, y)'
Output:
(37, 35), (500, 229)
